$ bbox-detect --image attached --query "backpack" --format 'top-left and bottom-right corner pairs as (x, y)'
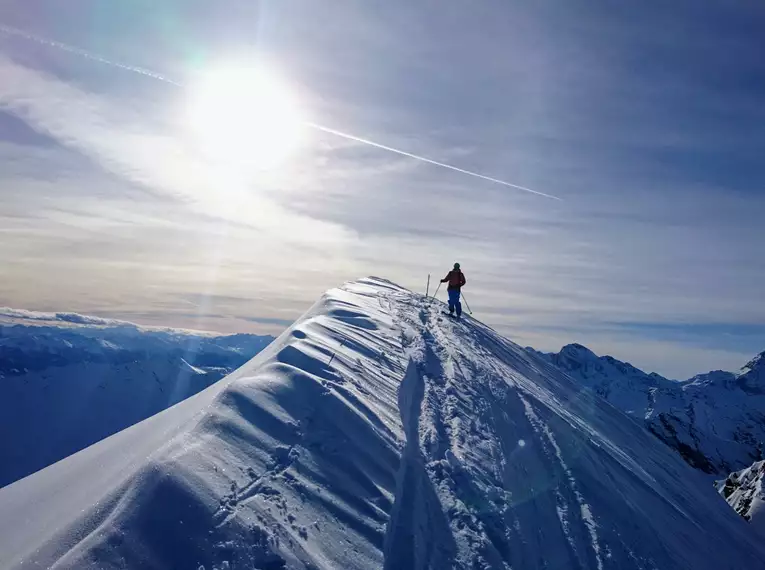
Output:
(448, 270), (466, 289)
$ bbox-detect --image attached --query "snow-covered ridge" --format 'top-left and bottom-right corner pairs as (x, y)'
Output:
(737, 352), (765, 395)
(536, 344), (765, 475)
(0, 322), (273, 487)
(0, 278), (761, 569)
(719, 460), (765, 536)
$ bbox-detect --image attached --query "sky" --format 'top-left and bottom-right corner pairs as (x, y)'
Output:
(0, 0), (763, 379)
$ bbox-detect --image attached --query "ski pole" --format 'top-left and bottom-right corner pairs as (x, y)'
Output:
(426, 274), (430, 297)
(461, 292), (473, 314)
(432, 282), (442, 299)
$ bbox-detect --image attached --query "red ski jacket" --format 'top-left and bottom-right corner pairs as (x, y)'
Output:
(441, 270), (466, 291)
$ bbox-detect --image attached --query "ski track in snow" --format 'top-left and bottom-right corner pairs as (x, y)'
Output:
(1, 278), (764, 570)
(522, 397), (603, 570)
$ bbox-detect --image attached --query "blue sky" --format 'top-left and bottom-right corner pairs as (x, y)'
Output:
(0, 1), (763, 378)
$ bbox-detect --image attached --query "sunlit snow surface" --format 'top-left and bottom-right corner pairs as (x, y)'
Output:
(0, 278), (762, 569)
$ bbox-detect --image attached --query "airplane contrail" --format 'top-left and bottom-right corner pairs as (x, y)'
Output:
(308, 123), (560, 200)
(0, 23), (561, 201)
(0, 23), (178, 85)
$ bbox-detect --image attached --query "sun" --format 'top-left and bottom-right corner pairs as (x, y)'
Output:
(185, 61), (306, 172)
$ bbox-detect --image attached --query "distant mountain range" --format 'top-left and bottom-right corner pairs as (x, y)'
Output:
(529, 344), (765, 476)
(0, 319), (274, 488)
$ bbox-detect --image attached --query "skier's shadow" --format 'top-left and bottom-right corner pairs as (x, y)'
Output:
(383, 359), (457, 569)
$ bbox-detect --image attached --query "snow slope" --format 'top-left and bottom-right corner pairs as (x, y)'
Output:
(0, 278), (762, 569)
(535, 344), (765, 474)
(718, 460), (765, 536)
(0, 322), (273, 487)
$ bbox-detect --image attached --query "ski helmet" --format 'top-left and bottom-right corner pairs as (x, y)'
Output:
(454, 262), (460, 269)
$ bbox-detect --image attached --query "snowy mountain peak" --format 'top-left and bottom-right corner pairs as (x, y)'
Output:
(559, 342), (598, 359)
(737, 352), (765, 394)
(719, 460), (765, 536)
(0, 278), (762, 569)
(744, 351), (765, 370)
(545, 344), (670, 386)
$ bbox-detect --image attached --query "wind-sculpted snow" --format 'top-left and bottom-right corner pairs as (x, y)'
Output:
(0, 278), (762, 569)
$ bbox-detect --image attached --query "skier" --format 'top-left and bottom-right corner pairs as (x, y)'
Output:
(441, 263), (467, 318)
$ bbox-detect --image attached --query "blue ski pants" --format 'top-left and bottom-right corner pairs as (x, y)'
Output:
(448, 289), (462, 316)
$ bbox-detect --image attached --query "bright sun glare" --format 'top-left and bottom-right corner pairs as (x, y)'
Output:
(186, 62), (306, 172)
